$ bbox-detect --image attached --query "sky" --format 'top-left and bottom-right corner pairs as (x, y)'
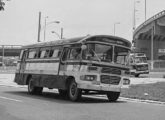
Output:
(0, 0), (165, 45)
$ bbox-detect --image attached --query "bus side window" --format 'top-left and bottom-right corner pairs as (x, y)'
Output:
(28, 49), (37, 59)
(40, 50), (46, 58)
(69, 48), (81, 60)
(44, 49), (50, 58)
(38, 49), (42, 58)
(39, 47), (51, 58)
(19, 50), (24, 59)
(61, 48), (69, 61)
(49, 47), (62, 58)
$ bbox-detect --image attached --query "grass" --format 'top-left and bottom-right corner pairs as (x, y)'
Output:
(121, 82), (165, 102)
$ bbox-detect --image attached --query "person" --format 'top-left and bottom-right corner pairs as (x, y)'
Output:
(71, 48), (81, 59)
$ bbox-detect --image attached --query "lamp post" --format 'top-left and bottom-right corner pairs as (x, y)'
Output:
(145, 0), (146, 21)
(43, 17), (60, 41)
(114, 22), (120, 36)
(43, 16), (48, 41)
(133, 0), (140, 31)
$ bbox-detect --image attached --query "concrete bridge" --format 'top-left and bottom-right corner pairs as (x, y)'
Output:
(0, 45), (21, 57)
(133, 10), (165, 70)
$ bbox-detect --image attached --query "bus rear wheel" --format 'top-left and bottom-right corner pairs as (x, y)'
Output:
(67, 80), (82, 101)
(107, 92), (120, 102)
(28, 78), (43, 95)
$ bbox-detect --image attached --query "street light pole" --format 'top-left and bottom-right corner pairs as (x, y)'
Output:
(43, 17), (60, 41)
(114, 22), (120, 36)
(37, 12), (41, 42)
(44, 16), (48, 41)
(145, 0), (146, 21)
(133, 0), (140, 31)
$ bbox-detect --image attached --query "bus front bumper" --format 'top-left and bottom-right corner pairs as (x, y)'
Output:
(77, 83), (121, 92)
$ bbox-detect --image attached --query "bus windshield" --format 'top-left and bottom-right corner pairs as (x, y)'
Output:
(134, 57), (147, 63)
(82, 43), (130, 65)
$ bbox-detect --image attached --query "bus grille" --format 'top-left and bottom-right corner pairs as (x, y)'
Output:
(137, 64), (148, 71)
(100, 75), (121, 85)
(101, 67), (121, 75)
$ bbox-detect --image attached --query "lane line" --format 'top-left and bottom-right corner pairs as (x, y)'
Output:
(0, 96), (23, 102)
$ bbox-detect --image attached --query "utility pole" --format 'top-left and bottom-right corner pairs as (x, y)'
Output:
(151, 25), (154, 70)
(37, 12), (41, 42)
(60, 27), (63, 39)
(145, 0), (146, 21)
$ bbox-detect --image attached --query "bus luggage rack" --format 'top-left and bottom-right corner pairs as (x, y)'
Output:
(100, 75), (121, 85)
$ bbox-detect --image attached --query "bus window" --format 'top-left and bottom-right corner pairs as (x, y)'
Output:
(19, 50), (24, 59)
(69, 48), (81, 60)
(114, 46), (129, 65)
(28, 49), (37, 59)
(83, 44), (112, 62)
(50, 47), (62, 58)
(40, 50), (46, 58)
(61, 48), (70, 61)
(39, 48), (50, 58)
(44, 49), (50, 58)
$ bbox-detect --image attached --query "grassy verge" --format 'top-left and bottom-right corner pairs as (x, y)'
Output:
(121, 82), (165, 102)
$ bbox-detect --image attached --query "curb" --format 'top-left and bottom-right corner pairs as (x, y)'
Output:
(1, 84), (165, 105)
(120, 97), (165, 105)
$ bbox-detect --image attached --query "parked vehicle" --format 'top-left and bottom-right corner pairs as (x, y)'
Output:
(129, 52), (149, 77)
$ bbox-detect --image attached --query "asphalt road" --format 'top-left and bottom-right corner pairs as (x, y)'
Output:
(0, 85), (165, 120)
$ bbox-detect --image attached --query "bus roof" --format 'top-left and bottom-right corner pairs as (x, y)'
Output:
(22, 35), (131, 49)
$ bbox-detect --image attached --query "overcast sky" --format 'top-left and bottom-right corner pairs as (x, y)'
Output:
(0, 0), (165, 45)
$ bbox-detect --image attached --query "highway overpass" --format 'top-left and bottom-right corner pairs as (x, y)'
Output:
(0, 45), (21, 57)
(133, 10), (165, 70)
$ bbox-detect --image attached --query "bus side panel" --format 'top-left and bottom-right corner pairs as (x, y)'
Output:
(27, 74), (68, 89)
(39, 75), (67, 89)
(14, 73), (29, 85)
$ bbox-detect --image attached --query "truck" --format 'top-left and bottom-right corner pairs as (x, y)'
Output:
(129, 52), (149, 77)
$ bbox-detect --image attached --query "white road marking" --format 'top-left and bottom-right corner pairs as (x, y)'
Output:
(0, 96), (23, 102)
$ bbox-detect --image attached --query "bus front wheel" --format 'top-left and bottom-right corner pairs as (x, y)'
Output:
(28, 78), (43, 95)
(107, 92), (120, 102)
(67, 80), (82, 101)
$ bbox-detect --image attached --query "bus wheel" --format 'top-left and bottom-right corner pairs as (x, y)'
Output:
(107, 92), (120, 102)
(68, 80), (81, 101)
(28, 78), (43, 95)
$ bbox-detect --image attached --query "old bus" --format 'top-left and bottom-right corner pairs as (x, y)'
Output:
(14, 35), (131, 102)
(129, 52), (149, 77)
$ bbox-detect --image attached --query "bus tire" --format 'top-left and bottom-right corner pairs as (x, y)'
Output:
(28, 77), (43, 95)
(67, 80), (82, 101)
(107, 92), (120, 102)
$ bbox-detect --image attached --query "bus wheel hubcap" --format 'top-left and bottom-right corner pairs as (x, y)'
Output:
(71, 83), (76, 96)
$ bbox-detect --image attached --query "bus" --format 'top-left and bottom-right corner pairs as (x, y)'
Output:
(14, 35), (131, 102)
(129, 52), (149, 77)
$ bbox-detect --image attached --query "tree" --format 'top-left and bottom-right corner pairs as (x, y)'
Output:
(0, 0), (5, 11)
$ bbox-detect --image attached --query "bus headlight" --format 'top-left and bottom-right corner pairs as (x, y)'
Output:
(80, 75), (97, 81)
(123, 78), (130, 85)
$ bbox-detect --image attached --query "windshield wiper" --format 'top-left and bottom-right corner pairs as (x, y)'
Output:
(91, 49), (101, 63)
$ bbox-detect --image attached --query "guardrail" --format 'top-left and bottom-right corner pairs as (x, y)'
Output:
(0, 45), (22, 49)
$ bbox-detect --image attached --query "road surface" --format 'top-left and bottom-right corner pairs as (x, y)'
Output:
(0, 74), (165, 120)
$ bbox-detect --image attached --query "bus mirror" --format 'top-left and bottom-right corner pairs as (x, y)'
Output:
(81, 45), (87, 50)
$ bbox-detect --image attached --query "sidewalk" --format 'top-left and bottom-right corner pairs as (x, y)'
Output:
(0, 74), (19, 87)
